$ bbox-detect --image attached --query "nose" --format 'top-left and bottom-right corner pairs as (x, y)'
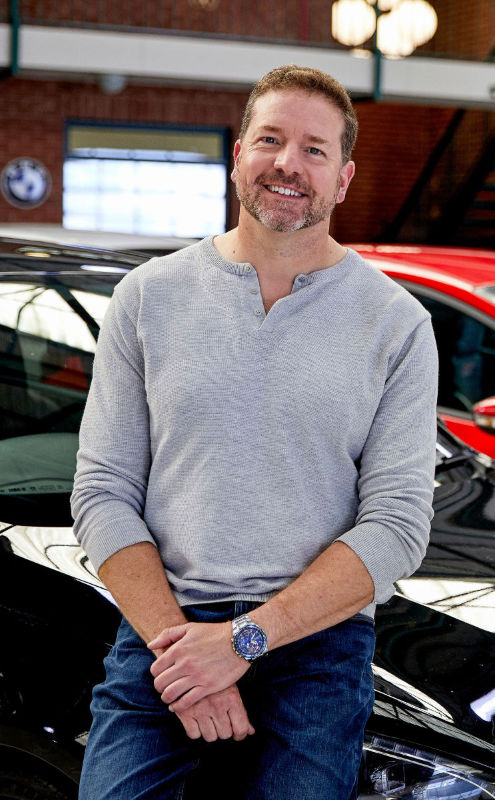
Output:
(273, 143), (303, 175)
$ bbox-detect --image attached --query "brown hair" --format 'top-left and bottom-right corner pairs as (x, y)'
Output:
(239, 64), (358, 164)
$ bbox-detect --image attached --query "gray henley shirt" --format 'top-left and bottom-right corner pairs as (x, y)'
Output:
(71, 237), (438, 619)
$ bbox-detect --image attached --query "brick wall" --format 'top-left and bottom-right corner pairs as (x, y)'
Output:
(0, 76), (462, 242)
(14, 0), (326, 43)
(10, 1), (493, 59)
(335, 102), (456, 242)
(0, 78), (249, 227)
(419, 0), (495, 60)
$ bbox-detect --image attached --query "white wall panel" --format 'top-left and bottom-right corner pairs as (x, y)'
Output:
(1, 24), (495, 107)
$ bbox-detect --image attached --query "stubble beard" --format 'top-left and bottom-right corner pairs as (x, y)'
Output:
(235, 172), (340, 233)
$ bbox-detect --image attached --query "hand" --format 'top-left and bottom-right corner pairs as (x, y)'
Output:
(175, 684), (255, 742)
(148, 621), (249, 713)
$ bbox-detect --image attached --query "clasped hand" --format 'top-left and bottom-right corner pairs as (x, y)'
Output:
(148, 621), (253, 741)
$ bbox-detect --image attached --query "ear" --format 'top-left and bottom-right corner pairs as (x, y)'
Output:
(231, 139), (242, 183)
(335, 161), (355, 205)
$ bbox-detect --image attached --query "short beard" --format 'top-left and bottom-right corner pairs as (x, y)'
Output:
(236, 173), (339, 233)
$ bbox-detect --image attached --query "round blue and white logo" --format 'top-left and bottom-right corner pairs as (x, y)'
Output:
(1, 157), (52, 209)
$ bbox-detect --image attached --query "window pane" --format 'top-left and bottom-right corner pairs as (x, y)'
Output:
(63, 125), (228, 237)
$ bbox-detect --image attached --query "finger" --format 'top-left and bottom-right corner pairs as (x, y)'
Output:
(160, 677), (197, 705)
(227, 703), (255, 740)
(197, 715), (218, 743)
(152, 663), (188, 693)
(147, 625), (188, 651)
(176, 711), (201, 740)
(169, 685), (208, 714)
(150, 649), (181, 679)
(208, 710), (233, 740)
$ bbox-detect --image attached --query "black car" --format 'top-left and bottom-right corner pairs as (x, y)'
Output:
(0, 238), (494, 799)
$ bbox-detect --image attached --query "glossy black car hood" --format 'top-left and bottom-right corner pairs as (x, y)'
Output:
(422, 472), (495, 580)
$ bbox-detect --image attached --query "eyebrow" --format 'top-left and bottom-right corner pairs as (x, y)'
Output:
(255, 125), (329, 145)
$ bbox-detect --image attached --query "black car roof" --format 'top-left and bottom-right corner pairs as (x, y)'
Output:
(0, 237), (148, 275)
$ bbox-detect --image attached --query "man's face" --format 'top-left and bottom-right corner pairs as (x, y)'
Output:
(232, 89), (355, 234)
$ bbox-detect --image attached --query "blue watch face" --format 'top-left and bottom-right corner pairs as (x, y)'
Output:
(236, 625), (266, 658)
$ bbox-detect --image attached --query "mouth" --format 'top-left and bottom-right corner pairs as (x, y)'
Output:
(264, 184), (306, 198)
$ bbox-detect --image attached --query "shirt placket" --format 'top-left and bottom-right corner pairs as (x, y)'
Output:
(241, 264), (266, 329)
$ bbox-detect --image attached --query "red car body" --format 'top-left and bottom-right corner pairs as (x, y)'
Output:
(350, 245), (495, 457)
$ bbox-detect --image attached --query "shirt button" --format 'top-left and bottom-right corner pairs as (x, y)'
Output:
(249, 288), (258, 294)
(244, 265), (252, 273)
(254, 309), (263, 316)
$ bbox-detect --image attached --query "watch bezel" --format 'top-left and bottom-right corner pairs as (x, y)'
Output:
(233, 623), (267, 661)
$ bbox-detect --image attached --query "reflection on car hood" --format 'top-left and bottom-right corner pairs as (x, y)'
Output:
(397, 470), (495, 634)
(374, 594), (495, 749)
(2, 523), (99, 584)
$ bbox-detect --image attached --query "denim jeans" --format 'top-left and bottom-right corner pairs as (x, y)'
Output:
(79, 601), (375, 800)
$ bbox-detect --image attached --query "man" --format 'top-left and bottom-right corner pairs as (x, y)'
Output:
(71, 65), (438, 799)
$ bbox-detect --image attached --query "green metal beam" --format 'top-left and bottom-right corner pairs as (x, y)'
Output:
(10, 0), (20, 76)
(373, 5), (382, 102)
(374, 46), (382, 101)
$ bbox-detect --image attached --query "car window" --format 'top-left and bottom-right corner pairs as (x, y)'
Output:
(0, 274), (116, 525)
(410, 292), (495, 411)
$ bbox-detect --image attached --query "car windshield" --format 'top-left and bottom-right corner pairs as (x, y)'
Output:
(0, 269), (122, 526)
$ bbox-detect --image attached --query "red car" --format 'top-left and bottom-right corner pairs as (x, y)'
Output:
(351, 244), (495, 457)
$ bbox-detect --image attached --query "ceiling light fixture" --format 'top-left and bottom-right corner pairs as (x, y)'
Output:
(331, 0), (438, 58)
(188, 0), (220, 9)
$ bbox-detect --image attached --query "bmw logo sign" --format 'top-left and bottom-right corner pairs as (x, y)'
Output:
(1, 157), (52, 209)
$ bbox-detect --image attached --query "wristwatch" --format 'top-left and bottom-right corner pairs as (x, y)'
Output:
(231, 613), (268, 661)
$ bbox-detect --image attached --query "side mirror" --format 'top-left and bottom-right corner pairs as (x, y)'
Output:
(472, 397), (495, 434)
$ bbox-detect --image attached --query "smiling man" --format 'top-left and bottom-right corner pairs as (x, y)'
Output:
(232, 91), (353, 234)
(72, 65), (438, 800)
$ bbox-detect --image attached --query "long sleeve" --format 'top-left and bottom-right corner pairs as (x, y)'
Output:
(336, 317), (438, 604)
(71, 285), (156, 572)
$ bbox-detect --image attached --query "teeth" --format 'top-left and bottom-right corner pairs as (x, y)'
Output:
(267, 185), (303, 197)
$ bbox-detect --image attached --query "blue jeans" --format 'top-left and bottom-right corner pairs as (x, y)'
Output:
(79, 601), (375, 800)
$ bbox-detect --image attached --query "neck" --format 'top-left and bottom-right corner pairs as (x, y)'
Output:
(214, 209), (347, 283)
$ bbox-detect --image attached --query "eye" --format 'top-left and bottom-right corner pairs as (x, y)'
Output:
(261, 136), (276, 144)
(308, 146), (323, 155)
